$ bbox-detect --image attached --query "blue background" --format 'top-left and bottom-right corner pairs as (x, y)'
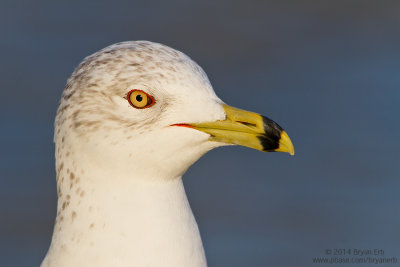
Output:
(1, 1), (399, 266)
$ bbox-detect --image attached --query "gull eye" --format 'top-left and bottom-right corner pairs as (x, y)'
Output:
(127, 89), (155, 109)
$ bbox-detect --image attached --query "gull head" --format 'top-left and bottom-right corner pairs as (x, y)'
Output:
(55, 41), (294, 181)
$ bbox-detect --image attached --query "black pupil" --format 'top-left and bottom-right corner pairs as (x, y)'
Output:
(136, 94), (143, 102)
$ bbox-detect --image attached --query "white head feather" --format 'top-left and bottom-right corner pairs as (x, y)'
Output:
(43, 41), (228, 267)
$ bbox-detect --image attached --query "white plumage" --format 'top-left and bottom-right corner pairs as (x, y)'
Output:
(41, 41), (293, 267)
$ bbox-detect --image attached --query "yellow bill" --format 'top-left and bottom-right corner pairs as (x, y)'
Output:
(187, 104), (294, 155)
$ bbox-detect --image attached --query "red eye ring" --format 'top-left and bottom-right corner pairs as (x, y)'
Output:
(126, 89), (155, 109)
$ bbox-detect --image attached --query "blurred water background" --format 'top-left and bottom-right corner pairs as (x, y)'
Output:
(1, 1), (400, 266)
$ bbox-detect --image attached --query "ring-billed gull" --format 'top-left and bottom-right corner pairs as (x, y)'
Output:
(41, 41), (294, 267)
